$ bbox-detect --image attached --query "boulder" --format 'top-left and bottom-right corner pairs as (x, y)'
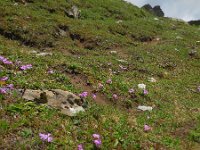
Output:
(22, 89), (87, 116)
(66, 5), (80, 19)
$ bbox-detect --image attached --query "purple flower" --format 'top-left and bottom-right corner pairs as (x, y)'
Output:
(93, 134), (100, 139)
(94, 139), (102, 148)
(77, 144), (84, 150)
(0, 56), (5, 61)
(0, 76), (8, 81)
(48, 69), (54, 74)
(20, 64), (32, 71)
(98, 83), (104, 89)
(128, 88), (135, 93)
(92, 94), (97, 100)
(144, 125), (151, 132)
(2, 59), (12, 65)
(113, 94), (118, 100)
(79, 92), (88, 98)
(92, 133), (102, 148)
(39, 133), (53, 142)
(106, 79), (112, 84)
(0, 87), (7, 94)
(143, 89), (148, 95)
(6, 84), (14, 90)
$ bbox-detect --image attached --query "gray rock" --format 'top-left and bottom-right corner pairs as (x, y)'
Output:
(142, 4), (164, 17)
(66, 5), (80, 19)
(22, 89), (86, 116)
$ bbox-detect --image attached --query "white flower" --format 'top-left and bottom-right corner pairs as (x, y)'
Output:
(138, 83), (146, 89)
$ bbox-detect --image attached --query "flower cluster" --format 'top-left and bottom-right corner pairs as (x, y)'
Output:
(39, 133), (53, 142)
(0, 56), (13, 65)
(92, 133), (102, 148)
(0, 84), (14, 94)
(20, 64), (32, 71)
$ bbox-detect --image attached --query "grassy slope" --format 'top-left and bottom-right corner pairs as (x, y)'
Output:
(0, 0), (200, 149)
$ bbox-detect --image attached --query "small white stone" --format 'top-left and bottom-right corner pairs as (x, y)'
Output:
(137, 106), (153, 111)
(138, 83), (146, 89)
(148, 77), (157, 83)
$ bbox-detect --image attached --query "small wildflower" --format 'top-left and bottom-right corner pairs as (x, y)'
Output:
(93, 134), (100, 139)
(48, 69), (54, 74)
(106, 79), (112, 84)
(6, 84), (14, 90)
(94, 139), (102, 148)
(79, 92), (88, 98)
(143, 89), (148, 95)
(92, 133), (102, 148)
(128, 88), (135, 93)
(20, 64), (32, 71)
(92, 93), (97, 99)
(0, 76), (8, 81)
(113, 94), (118, 100)
(98, 83), (104, 89)
(0, 87), (7, 94)
(77, 144), (84, 150)
(39, 133), (53, 142)
(144, 125), (151, 132)
(138, 83), (146, 90)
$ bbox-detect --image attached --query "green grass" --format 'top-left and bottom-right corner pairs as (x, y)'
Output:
(0, 0), (200, 149)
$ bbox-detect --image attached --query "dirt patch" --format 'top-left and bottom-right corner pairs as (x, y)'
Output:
(67, 73), (109, 105)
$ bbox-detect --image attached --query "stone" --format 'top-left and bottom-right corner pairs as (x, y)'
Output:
(137, 106), (153, 111)
(36, 52), (52, 56)
(66, 5), (80, 19)
(22, 89), (87, 116)
(142, 4), (164, 17)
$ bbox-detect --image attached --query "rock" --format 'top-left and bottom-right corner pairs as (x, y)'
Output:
(142, 4), (164, 17)
(110, 51), (117, 54)
(66, 5), (80, 19)
(137, 106), (153, 111)
(148, 77), (157, 83)
(188, 50), (198, 58)
(188, 20), (200, 26)
(22, 89), (87, 116)
(36, 52), (52, 56)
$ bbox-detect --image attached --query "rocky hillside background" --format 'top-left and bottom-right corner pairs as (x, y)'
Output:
(0, 0), (200, 149)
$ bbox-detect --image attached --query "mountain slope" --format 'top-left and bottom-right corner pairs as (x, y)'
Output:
(0, 0), (200, 149)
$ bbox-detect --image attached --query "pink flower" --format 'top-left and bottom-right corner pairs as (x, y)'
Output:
(106, 79), (112, 84)
(98, 83), (104, 89)
(144, 125), (151, 132)
(92, 133), (102, 148)
(0, 87), (7, 94)
(39, 133), (53, 142)
(48, 69), (54, 74)
(93, 134), (100, 139)
(77, 144), (84, 150)
(0, 76), (8, 81)
(128, 89), (135, 93)
(143, 89), (148, 95)
(6, 84), (14, 90)
(113, 94), (118, 100)
(92, 94), (97, 99)
(20, 64), (32, 71)
(79, 92), (88, 98)
(94, 139), (102, 148)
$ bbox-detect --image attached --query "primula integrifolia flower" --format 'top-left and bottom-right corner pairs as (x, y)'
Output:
(138, 84), (146, 90)
(106, 79), (112, 84)
(48, 69), (54, 74)
(113, 94), (118, 100)
(0, 87), (7, 94)
(94, 139), (102, 148)
(0, 76), (8, 81)
(0, 56), (13, 65)
(6, 84), (14, 90)
(144, 125), (151, 132)
(77, 144), (84, 150)
(79, 92), (88, 98)
(39, 133), (53, 142)
(92, 134), (102, 148)
(20, 64), (32, 71)
(143, 89), (148, 95)
(128, 88), (135, 93)
(92, 93), (97, 100)
(98, 83), (104, 89)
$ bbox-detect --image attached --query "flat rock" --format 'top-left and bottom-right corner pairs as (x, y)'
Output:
(22, 89), (87, 116)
